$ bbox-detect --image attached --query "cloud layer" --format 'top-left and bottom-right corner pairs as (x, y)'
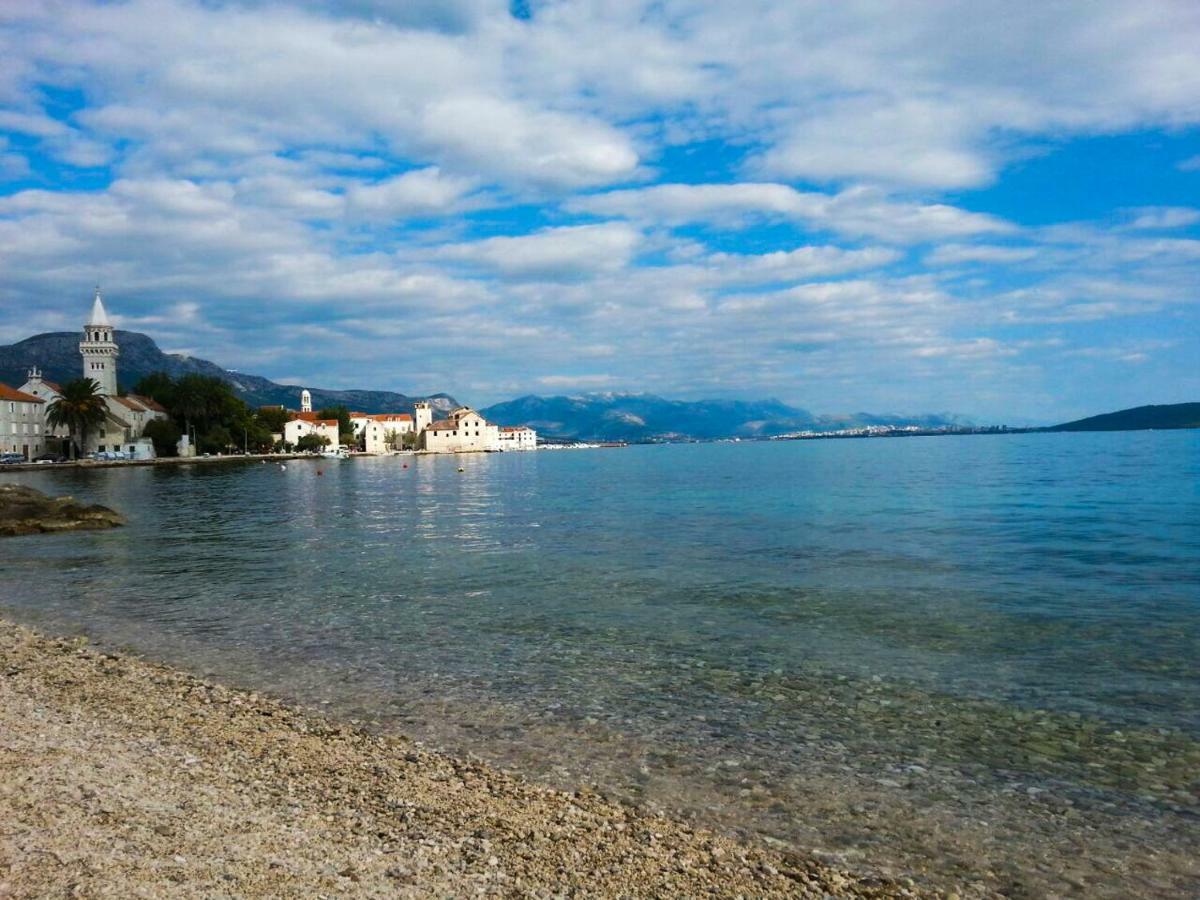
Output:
(1, 0), (1198, 420)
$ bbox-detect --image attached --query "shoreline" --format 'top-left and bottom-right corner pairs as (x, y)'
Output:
(0, 453), (311, 473)
(0, 617), (929, 898)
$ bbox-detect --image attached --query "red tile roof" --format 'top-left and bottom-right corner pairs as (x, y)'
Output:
(373, 413), (412, 421)
(128, 393), (166, 413)
(111, 396), (146, 412)
(426, 419), (458, 431)
(0, 383), (45, 403)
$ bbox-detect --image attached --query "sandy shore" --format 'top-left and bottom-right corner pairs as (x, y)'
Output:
(0, 618), (934, 898)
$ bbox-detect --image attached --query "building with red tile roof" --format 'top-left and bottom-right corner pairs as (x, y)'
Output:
(0, 382), (46, 459)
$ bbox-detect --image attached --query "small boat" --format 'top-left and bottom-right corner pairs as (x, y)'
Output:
(320, 448), (350, 460)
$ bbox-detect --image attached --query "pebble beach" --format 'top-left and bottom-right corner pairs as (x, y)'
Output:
(0, 618), (929, 898)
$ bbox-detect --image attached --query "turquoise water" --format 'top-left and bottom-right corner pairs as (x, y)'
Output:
(2, 432), (1198, 896)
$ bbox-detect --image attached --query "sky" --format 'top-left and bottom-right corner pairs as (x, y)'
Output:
(0, 1), (1198, 423)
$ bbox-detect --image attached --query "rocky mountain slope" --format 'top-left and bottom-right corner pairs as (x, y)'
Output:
(0, 331), (455, 415)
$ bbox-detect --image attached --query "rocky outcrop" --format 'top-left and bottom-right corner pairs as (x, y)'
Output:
(0, 484), (125, 536)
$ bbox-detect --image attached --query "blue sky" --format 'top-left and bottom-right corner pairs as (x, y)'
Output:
(1, 1), (1197, 423)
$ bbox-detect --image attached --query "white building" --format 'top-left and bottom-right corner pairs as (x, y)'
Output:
(80, 292), (167, 456)
(414, 401), (433, 435)
(281, 393), (532, 458)
(284, 410), (340, 450)
(19, 367), (69, 443)
(353, 413), (414, 454)
(420, 405), (501, 453)
(80, 290), (120, 397)
(498, 425), (537, 450)
(0, 383), (46, 459)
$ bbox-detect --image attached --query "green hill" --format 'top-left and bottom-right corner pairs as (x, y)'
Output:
(0, 330), (457, 415)
(1047, 403), (1200, 432)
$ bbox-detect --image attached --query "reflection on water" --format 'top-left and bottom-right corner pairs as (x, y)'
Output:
(2, 432), (1198, 897)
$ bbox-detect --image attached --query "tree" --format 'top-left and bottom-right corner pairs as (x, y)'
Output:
(317, 405), (355, 444)
(255, 405), (289, 433)
(136, 373), (256, 453)
(170, 374), (210, 439)
(46, 379), (108, 459)
(132, 372), (176, 409)
(200, 425), (233, 454)
(142, 419), (182, 457)
(243, 420), (275, 453)
(296, 433), (330, 452)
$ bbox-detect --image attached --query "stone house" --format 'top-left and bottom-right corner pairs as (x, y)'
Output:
(0, 383), (46, 459)
(419, 406), (501, 453)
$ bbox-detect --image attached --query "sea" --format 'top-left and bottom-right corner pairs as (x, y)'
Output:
(2, 431), (1197, 897)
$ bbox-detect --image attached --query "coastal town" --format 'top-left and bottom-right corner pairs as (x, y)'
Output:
(0, 292), (537, 463)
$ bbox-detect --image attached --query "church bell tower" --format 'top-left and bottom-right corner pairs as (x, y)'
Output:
(79, 287), (119, 397)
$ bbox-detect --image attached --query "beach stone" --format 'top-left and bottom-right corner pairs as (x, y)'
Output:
(0, 484), (125, 536)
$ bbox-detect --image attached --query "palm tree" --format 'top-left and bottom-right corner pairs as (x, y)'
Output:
(47, 379), (109, 460)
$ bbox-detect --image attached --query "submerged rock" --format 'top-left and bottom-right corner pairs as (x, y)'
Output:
(0, 484), (125, 536)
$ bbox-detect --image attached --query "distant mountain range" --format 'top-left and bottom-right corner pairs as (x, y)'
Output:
(1047, 403), (1200, 432)
(480, 393), (971, 442)
(0, 328), (979, 440)
(0, 331), (458, 416)
(480, 394), (815, 441)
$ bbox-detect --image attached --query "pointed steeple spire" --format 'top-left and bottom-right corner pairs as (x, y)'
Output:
(88, 286), (111, 327)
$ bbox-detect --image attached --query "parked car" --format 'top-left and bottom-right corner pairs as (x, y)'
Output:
(0, 453), (26, 465)
(33, 453), (66, 464)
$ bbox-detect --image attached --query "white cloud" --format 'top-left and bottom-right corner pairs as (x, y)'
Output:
(518, 1), (1200, 188)
(418, 95), (638, 188)
(0, 136), (29, 180)
(569, 182), (1013, 243)
(703, 245), (901, 283)
(0, 109), (69, 137)
(926, 244), (1037, 266)
(0, 0), (1197, 420)
(1125, 206), (1200, 230)
(756, 97), (993, 189)
(3, 0), (640, 191)
(429, 223), (641, 278)
(536, 374), (618, 389)
(346, 167), (477, 218)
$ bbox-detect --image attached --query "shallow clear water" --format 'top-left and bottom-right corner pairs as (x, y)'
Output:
(2, 432), (1198, 896)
